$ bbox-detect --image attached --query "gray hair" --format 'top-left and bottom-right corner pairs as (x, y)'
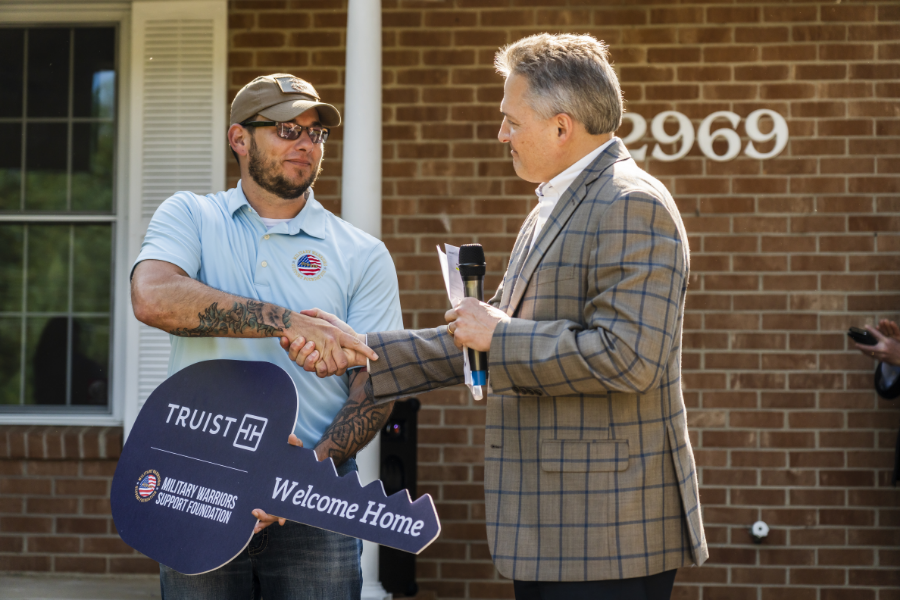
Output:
(494, 33), (623, 135)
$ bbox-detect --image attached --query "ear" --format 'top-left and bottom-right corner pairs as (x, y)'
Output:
(555, 113), (575, 144)
(228, 123), (250, 160)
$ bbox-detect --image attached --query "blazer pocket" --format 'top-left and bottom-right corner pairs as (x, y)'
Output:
(535, 265), (575, 284)
(540, 439), (630, 473)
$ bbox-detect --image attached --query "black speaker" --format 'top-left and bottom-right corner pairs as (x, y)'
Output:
(379, 398), (420, 597)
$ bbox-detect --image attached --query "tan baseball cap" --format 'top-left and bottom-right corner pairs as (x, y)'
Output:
(230, 73), (341, 127)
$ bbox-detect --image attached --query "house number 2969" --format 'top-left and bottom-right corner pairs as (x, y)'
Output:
(621, 109), (789, 162)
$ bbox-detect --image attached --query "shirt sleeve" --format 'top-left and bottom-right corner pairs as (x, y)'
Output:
(881, 362), (900, 389)
(346, 243), (403, 335)
(132, 192), (203, 279)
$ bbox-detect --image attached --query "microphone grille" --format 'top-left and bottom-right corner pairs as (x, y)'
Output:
(459, 244), (485, 266)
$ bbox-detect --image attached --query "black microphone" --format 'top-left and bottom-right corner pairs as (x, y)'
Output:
(458, 244), (487, 388)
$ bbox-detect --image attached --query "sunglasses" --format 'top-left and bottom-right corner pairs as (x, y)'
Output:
(242, 121), (330, 144)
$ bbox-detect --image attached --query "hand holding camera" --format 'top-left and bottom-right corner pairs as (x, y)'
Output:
(849, 320), (900, 367)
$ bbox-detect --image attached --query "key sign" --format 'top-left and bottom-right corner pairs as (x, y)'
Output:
(111, 360), (440, 575)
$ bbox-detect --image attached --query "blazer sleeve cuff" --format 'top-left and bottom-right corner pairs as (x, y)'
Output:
(488, 317), (545, 395)
(368, 327), (466, 403)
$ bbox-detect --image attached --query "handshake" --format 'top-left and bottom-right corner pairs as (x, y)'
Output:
(279, 300), (511, 378)
(278, 308), (370, 378)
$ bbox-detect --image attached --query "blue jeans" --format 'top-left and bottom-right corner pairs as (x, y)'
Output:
(160, 458), (362, 600)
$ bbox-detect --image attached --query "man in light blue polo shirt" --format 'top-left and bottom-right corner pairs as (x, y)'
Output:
(131, 73), (400, 600)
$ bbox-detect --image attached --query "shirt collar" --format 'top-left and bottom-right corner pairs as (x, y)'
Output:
(230, 180), (327, 239)
(536, 136), (618, 199)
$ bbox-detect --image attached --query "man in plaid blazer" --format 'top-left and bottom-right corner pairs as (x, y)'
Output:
(290, 33), (707, 599)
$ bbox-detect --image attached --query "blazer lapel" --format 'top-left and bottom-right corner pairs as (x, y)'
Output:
(500, 208), (539, 313)
(507, 140), (632, 316)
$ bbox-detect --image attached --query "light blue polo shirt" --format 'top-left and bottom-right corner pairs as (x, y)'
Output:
(134, 181), (403, 448)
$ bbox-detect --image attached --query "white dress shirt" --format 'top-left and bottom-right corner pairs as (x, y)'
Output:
(529, 137), (617, 253)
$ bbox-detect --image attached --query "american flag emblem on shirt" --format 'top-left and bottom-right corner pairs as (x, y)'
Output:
(293, 250), (327, 281)
(296, 254), (322, 276)
(135, 470), (160, 502)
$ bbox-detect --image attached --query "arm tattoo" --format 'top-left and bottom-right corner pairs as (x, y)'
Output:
(316, 369), (394, 467)
(170, 300), (291, 337)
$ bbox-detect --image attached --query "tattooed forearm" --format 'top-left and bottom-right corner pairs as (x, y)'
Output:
(315, 369), (394, 466)
(170, 300), (288, 337)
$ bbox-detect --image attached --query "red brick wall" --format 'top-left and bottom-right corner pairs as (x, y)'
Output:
(227, 1), (900, 599)
(7, 0), (899, 596)
(0, 426), (157, 574)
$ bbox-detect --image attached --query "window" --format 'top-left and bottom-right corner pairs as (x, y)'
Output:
(0, 26), (117, 412)
(0, 0), (227, 428)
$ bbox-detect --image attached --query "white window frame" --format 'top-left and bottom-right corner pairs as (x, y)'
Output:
(0, 2), (132, 427)
(0, 0), (227, 429)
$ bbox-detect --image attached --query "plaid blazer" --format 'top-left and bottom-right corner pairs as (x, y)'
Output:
(368, 140), (708, 581)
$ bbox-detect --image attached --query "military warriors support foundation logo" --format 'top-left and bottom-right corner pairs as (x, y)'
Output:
(293, 250), (327, 281)
(135, 469), (161, 502)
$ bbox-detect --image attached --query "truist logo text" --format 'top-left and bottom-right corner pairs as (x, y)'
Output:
(165, 404), (267, 452)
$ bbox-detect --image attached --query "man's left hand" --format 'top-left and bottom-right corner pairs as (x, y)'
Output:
(855, 321), (900, 367)
(445, 298), (509, 352)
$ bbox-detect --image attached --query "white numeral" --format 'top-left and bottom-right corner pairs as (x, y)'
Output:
(650, 111), (695, 162)
(620, 110), (789, 162)
(744, 109), (789, 160)
(697, 111), (742, 162)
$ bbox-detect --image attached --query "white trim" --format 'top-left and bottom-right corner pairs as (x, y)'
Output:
(0, 3), (132, 428)
(112, 11), (133, 433)
(0, 413), (126, 427)
(122, 1), (148, 437)
(123, 0), (228, 437)
(0, 215), (119, 222)
(341, 0), (383, 240)
(343, 2), (389, 597)
(0, 3), (130, 23)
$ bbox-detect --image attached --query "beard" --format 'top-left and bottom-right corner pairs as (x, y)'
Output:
(247, 135), (323, 200)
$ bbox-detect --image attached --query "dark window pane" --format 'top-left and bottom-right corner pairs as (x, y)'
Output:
(24, 317), (109, 407)
(72, 224), (112, 312)
(27, 28), (70, 118)
(0, 225), (24, 312)
(71, 317), (109, 405)
(0, 29), (24, 118)
(73, 28), (115, 118)
(0, 122), (22, 210)
(0, 318), (22, 405)
(72, 122), (114, 211)
(26, 316), (65, 405)
(25, 122), (67, 211)
(27, 224), (70, 313)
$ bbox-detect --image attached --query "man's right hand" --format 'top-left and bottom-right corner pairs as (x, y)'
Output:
(281, 310), (374, 376)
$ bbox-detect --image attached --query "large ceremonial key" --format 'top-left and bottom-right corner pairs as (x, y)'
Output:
(111, 360), (440, 575)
